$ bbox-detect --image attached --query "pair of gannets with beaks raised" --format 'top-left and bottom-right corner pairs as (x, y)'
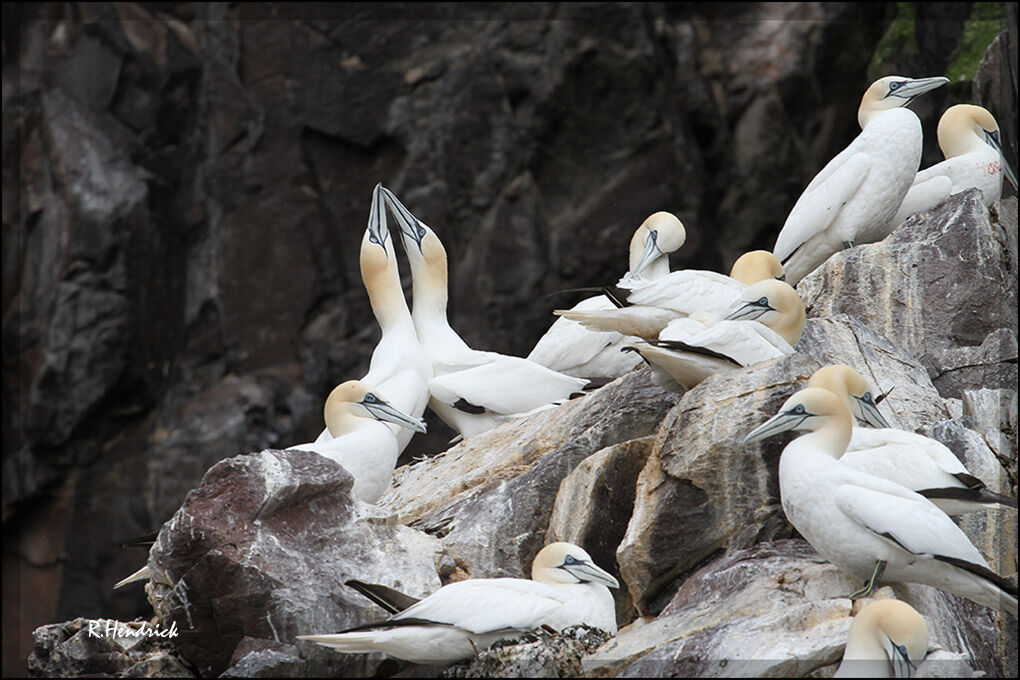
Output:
(297, 542), (619, 665)
(528, 212), (687, 380)
(835, 599), (929, 679)
(623, 278), (805, 390)
(744, 387), (1018, 615)
(890, 103), (1019, 227)
(557, 250), (786, 340)
(810, 365), (1017, 516)
(773, 75), (949, 285)
(378, 186), (588, 440)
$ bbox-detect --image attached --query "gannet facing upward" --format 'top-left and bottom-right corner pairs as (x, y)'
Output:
(290, 380), (427, 503)
(297, 542), (619, 666)
(773, 75), (949, 284)
(556, 250), (785, 340)
(890, 104), (1019, 227)
(528, 212), (686, 379)
(379, 187), (588, 439)
(743, 388), (1018, 615)
(835, 599), (929, 679)
(808, 365), (1018, 515)
(625, 279), (805, 390)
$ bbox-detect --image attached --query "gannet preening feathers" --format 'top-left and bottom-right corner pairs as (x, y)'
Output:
(380, 186), (588, 439)
(528, 212), (686, 379)
(297, 542), (619, 666)
(625, 279), (805, 390)
(743, 388), (1018, 615)
(809, 365), (1018, 515)
(557, 250), (785, 340)
(773, 75), (949, 285)
(890, 104), (1019, 227)
(834, 599), (929, 679)
(290, 380), (427, 503)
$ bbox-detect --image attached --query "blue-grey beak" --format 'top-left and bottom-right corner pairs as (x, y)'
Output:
(631, 229), (663, 277)
(984, 129), (1019, 191)
(852, 394), (891, 429)
(743, 409), (809, 444)
(380, 186), (427, 252)
(885, 76), (949, 105)
(725, 298), (774, 322)
(362, 394), (428, 433)
(366, 183), (390, 252)
(562, 560), (619, 589)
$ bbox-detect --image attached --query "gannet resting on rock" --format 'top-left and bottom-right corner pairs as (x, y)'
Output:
(313, 184), (432, 454)
(297, 542), (619, 666)
(528, 212), (686, 379)
(835, 599), (929, 679)
(773, 75), (949, 285)
(625, 279), (805, 390)
(290, 380), (427, 503)
(743, 388), (1018, 615)
(809, 365), (1018, 516)
(889, 104), (1019, 227)
(380, 186), (587, 439)
(557, 250), (785, 339)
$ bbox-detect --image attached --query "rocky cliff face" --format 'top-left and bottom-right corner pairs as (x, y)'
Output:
(5, 2), (1017, 676)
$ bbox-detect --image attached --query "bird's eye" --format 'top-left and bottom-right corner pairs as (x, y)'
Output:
(364, 394), (378, 403)
(862, 392), (874, 404)
(563, 555), (578, 565)
(417, 224), (426, 238)
(889, 81), (902, 91)
(757, 297), (769, 306)
(990, 130), (1000, 143)
(792, 405), (806, 415)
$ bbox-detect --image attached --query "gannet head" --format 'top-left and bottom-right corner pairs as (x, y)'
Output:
(743, 387), (850, 444)
(324, 380), (428, 437)
(937, 104), (1018, 190)
(841, 599), (929, 678)
(723, 279), (805, 346)
(808, 365), (891, 429)
(858, 76), (949, 128)
(380, 185), (430, 253)
(728, 250), (785, 285)
(532, 542), (619, 588)
(628, 212), (686, 278)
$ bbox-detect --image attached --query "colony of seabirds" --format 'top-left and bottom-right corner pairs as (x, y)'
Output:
(118, 75), (1019, 676)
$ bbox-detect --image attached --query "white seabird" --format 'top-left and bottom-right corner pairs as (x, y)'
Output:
(625, 279), (805, 390)
(297, 541), (619, 666)
(379, 186), (588, 440)
(773, 75), (949, 285)
(557, 250), (786, 340)
(289, 379), (427, 503)
(743, 387), (1018, 615)
(834, 598), (929, 679)
(889, 103), (1019, 227)
(809, 365), (1017, 515)
(527, 211), (687, 380)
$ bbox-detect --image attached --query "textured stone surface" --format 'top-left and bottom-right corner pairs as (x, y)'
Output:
(443, 625), (611, 679)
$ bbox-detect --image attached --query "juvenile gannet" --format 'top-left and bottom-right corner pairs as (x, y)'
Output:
(809, 365), (1017, 515)
(297, 542), (619, 665)
(890, 104), (1019, 227)
(379, 186), (588, 439)
(527, 212), (686, 379)
(773, 75), (949, 284)
(834, 599), (929, 679)
(557, 250), (786, 339)
(743, 388), (1018, 615)
(625, 279), (805, 390)
(290, 380), (427, 503)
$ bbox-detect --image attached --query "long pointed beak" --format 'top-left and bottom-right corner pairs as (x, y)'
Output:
(743, 411), (807, 444)
(631, 230), (662, 278)
(888, 636), (917, 679)
(852, 396), (891, 428)
(894, 76), (949, 104)
(363, 398), (428, 433)
(566, 561), (620, 589)
(725, 301), (771, 321)
(366, 183), (389, 251)
(985, 131), (1019, 190)
(380, 186), (427, 252)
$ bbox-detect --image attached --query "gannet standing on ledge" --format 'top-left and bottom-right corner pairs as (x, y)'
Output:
(890, 104), (1019, 227)
(773, 75), (949, 284)
(380, 187), (587, 440)
(834, 599), (929, 678)
(743, 388), (1018, 615)
(297, 542), (619, 665)
(527, 212), (686, 380)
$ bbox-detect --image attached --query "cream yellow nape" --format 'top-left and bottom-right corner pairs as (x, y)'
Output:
(835, 598), (929, 678)
(728, 250), (785, 286)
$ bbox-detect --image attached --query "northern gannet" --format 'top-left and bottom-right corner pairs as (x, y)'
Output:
(379, 187), (588, 439)
(773, 76), (949, 284)
(625, 279), (805, 390)
(527, 212), (686, 379)
(808, 365), (1018, 515)
(743, 387), (1018, 615)
(297, 542), (619, 665)
(890, 104), (1019, 227)
(834, 599), (929, 679)
(290, 380), (427, 503)
(557, 250), (786, 339)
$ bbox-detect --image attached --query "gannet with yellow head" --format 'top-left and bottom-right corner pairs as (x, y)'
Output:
(808, 365), (1017, 515)
(744, 387), (1018, 615)
(297, 541), (619, 665)
(773, 75), (949, 285)
(835, 599), (929, 678)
